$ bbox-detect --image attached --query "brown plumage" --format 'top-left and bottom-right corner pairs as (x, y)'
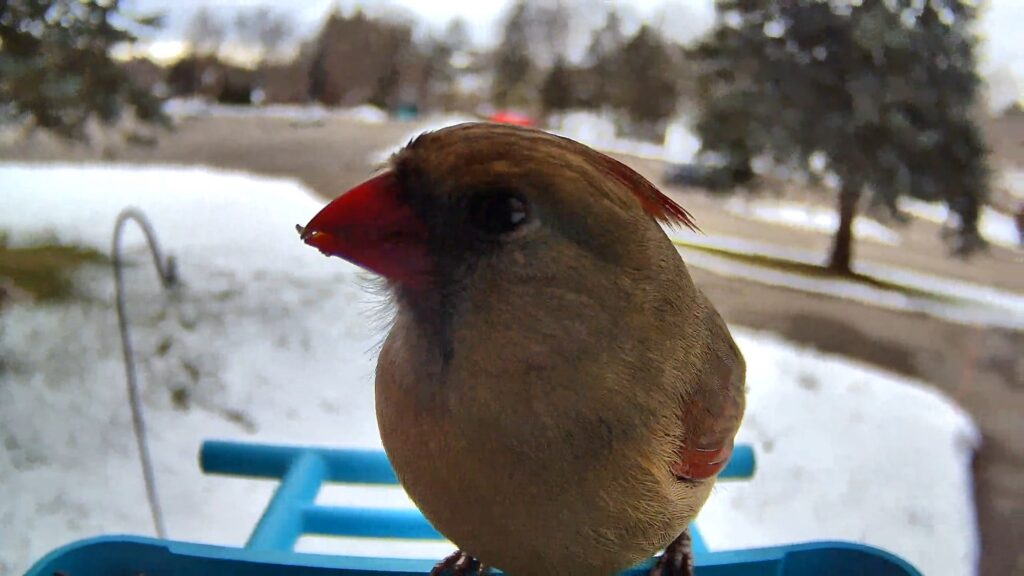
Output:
(301, 122), (745, 576)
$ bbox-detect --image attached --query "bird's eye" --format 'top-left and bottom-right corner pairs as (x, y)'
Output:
(468, 191), (529, 236)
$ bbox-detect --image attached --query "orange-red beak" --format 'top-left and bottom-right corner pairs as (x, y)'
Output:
(300, 172), (431, 286)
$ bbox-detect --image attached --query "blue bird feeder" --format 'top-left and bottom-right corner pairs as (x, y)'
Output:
(26, 440), (921, 575)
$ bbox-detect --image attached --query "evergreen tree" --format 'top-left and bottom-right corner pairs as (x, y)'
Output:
(0, 0), (167, 140)
(582, 9), (625, 109)
(540, 56), (574, 114)
(692, 0), (989, 271)
(617, 25), (679, 134)
(491, 1), (535, 108)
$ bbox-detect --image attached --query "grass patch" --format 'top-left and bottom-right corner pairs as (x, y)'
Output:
(673, 240), (957, 303)
(0, 240), (107, 302)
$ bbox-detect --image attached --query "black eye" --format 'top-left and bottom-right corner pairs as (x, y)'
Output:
(468, 192), (529, 236)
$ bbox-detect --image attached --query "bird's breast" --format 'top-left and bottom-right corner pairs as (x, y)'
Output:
(374, 315), (707, 575)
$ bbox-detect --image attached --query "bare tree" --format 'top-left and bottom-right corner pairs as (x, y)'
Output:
(185, 7), (226, 57)
(235, 7), (294, 63)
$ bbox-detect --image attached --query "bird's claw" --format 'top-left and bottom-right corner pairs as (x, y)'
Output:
(430, 550), (489, 576)
(649, 529), (694, 576)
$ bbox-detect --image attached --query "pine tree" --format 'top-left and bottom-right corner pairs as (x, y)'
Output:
(540, 56), (574, 114)
(491, 1), (535, 108)
(617, 25), (679, 135)
(582, 9), (625, 109)
(692, 0), (989, 271)
(0, 0), (167, 141)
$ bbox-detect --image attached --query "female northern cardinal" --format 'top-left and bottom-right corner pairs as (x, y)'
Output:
(300, 123), (745, 576)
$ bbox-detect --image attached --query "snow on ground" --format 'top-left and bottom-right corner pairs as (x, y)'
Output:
(370, 113), (479, 164)
(370, 111), (701, 168)
(724, 197), (902, 246)
(704, 328), (979, 576)
(1, 164), (978, 576)
(899, 198), (1020, 249)
(1000, 167), (1024, 200)
(164, 98), (389, 126)
(552, 111), (701, 164)
(669, 232), (1024, 331)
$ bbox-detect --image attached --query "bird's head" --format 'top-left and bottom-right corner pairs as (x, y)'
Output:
(299, 122), (696, 303)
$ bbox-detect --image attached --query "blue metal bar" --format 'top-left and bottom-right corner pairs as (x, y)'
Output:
(691, 525), (708, 555)
(201, 440), (757, 554)
(247, 452), (326, 551)
(720, 445), (755, 479)
(202, 441), (398, 484)
(302, 506), (444, 540)
(201, 440), (756, 484)
(26, 535), (924, 576)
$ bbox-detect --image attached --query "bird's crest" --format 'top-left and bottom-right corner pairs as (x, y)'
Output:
(591, 151), (699, 232)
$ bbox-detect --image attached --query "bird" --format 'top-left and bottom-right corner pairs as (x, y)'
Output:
(299, 122), (746, 576)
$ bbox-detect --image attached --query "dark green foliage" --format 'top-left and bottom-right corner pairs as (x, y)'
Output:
(693, 0), (990, 270)
(616, 25), (679, 133)
(0, 0), (168, 140)
(540, 57), (574, 114)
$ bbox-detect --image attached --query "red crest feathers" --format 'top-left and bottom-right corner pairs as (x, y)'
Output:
(593, 151), (699, 232)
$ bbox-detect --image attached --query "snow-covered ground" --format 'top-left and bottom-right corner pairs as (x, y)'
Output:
(370, 111), (700, 167)
(725, 197), (902, 246)
(1000, 167), (1024, 200)
(724, 196), (1022, 250)
(164, 98), (389, 126)
(552, 111), (701, 164)
(370, 113), (479, 165)
(0, 164), (979, 576)
(899, 198), (1020, 249)
(670, 233), (1024, 331)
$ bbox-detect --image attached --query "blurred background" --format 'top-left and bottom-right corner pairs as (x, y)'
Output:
(1, 1), (1022, 576)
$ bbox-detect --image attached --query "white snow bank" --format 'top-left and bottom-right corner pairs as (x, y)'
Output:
(669, 232), (1024, 330)
(705, 328), (979, 576)
(899, 198), (1020, 249)
(552, 111), (700, 164)
(164, 98), (388, 125)
(0, 164), (977, 576)
(725, 197), (902, 246)
(370, 113), (479, 164)
(369, 111), (701, 168)
(1000, 167), (1024, 200)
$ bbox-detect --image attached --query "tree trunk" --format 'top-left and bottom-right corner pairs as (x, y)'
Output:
(828, 183), (860, 274)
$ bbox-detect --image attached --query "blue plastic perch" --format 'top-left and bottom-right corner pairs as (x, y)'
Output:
(26, 440), (922, 576)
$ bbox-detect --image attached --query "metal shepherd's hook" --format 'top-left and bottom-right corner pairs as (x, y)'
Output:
(112, 208), (179, 539)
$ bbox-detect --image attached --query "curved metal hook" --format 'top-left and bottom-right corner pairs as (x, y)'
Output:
(112, 208), (178, 539)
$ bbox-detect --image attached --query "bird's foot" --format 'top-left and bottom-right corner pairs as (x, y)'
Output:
(649, 529), (694, 576)
(430, 550), (489, 576)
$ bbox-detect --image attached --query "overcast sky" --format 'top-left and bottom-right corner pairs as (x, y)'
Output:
(124, 0), (1022, 110)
